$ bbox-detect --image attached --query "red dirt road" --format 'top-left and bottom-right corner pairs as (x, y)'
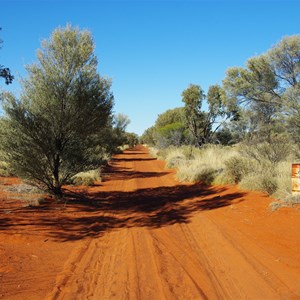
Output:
(0, 145), (300, 299)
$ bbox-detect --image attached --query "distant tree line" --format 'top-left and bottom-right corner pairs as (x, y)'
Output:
(142, 35), (300, 150)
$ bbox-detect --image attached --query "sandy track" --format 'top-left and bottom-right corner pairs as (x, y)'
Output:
(1, 145), (300, 299)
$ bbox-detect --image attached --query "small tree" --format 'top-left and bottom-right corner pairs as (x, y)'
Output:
(156, 122), (186, 148)
(125, 132), (139, 148)
(182, 84), (237, 147)
(0, 25), (113, 195)
(223, 35), (300, 143)
(181, 84), (207, 147)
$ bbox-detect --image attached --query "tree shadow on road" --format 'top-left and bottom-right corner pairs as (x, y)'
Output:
(0, 181), (246, 242)
(0, 145), (248, 241)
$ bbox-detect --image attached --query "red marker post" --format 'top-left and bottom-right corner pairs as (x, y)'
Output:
(292, 164), (300, 194)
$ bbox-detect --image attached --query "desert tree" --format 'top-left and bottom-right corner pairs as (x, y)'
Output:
(181, 84), (237, 146)
(223, 35), (300, 142)
(181, 84), (207, 147)
(141, 126), (156, 146)
(104, 113), (131, 153)
(154, 107), (188, 148)
(125, 132), (139, 148)
(155, 107), (185, 128)
(0, 25), (113, 195)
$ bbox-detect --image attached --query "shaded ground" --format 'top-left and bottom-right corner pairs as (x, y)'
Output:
(0, 145), (299, 299)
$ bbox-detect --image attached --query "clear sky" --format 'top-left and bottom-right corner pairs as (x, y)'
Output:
(1, 0), (300, 135)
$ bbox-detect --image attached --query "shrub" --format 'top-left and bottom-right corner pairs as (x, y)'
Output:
(260, 177), (278, 195)
(72, 169), (101, 186)
(269, 194), (300, 211)
(176, 162), (217, 184)
(240, 136), (293, 166)
(239, 172), (278, 195)
(0, 161), (13, 177)
(194, 167), (216, 185)
(166, 155), (186, 168)
(224, 156), (252, 183)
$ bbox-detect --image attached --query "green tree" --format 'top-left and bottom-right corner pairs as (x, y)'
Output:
(153, 107), (188, 148)
(181, 84), (237, 146)
(223, 35), (300, 142)
(0, 25), (113, 195)
(155, 107), (185, 128)
(181, 84), (206, 147)
(125, 132), (139, 148)
(106, 113), (131, 152)
(156, 122), (186, 148)
(141, 126), (156, 146)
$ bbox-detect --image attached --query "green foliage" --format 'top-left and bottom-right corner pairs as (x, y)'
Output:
(260, 177), (278, 195)
(0, 161), (13, 177)
(141, 126), (156, 146)
(72, 169), (101, 186)
(181, 84), (207, 147)
(125, 132), (139, 148)
(194, 167), (216, 185)
(0, 25), (113, 195)
(105, 114), (131, 152)
(215, 128), (234, 145)
(156, 122), (186, 148)
(224, 156), (252, 183)
(223, 35), (300, 145)
(155, 107), (185, 128)
(239, 173), (278, 196)
(180, 84), (238, 147)
(241, 135), (293, 166)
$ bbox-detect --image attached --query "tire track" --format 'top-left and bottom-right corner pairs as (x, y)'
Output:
(45, 146), (300, 299)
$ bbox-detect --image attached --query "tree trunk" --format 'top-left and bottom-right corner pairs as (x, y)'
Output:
(52, 154), (62, 196)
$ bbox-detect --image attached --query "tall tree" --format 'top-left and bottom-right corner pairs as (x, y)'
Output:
(182, 84), (237, 146)
(181, 84), (207, 147)
(0, 25), (113, 195)
(223, 35), (300, 141)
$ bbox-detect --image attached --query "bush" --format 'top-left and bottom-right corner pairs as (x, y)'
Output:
(72, 169), (101, 186)
(260, 177), (278, 195)
(239, 172), (278, 195)
(240, 136), (293, 166)
(270, 194), (300, 211)
(176, 162), (217, 184)
(0, 161), (14, 177)
(224, 156), (252, 183)
(194, 167), (216, 185)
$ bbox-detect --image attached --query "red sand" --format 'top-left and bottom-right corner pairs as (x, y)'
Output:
(0, 145), (299, 299)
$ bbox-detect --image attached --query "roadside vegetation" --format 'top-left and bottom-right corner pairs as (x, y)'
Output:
(142, 35), (300, 210)
(1, 24), (300, 210)
(0, 25), (138, 196)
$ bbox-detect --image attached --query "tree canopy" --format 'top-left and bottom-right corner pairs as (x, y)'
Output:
(0, 25), (113, 195)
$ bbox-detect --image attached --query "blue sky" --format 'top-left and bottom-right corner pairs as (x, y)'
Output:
(1, 0), (300, 135)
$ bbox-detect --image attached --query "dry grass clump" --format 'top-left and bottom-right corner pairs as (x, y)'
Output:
(148, 146), (159, 158)
(152, 144), (237, 184)
(269, 193), (300, 211)
(0, 161), (14, 177)
(151, 142), (300, 211)
(72, 169), (102, 186)
(176, 145), (237, 184)
(2, 182), (45, 206)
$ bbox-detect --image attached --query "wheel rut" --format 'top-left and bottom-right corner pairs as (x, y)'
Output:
(45, 145), (300, 300)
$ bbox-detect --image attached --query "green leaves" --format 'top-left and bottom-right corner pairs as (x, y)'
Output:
(1, 25), (113, 194)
